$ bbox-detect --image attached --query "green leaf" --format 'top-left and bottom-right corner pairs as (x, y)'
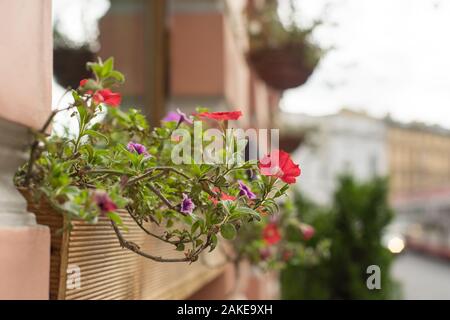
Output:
(220, 223), (237, 240)
(80, 144), (94, 162)
(101, 57), (114, 77)
(84, 129), (109, 145)
(87, 62), (103, 78)
(191, 220), (201, 234)
(76, 105), (88, 122)
(107, 212), (123, 226)
(275, 183), (290, 198)
(232, 207), (261, 221)
(109, 70), (125, 83)
(176, 243), (185, 251)
(209, 234), (218, 252)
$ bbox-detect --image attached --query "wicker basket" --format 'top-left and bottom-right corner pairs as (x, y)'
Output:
(247, 44), (317, 90)
(18, 189), (224, 300)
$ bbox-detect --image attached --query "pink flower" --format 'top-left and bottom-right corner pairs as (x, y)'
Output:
(79, 79), (89, 87)
(93, 89), (121, 107)
(259, 247), (272, 261)
(162, 108), (193, 125)
(196, 111), (242, 121)
(93, 190), (117, 215)
(258, 149), (301, 184)
(238, 180), (256, 199)
(79, 78), (94, 94)
(180, 193), (195, 215)
(210, 187), (236, 205)
(127, 141), (149, 157)
(262, 223), (281, 245)
(300, 224), (315, 241)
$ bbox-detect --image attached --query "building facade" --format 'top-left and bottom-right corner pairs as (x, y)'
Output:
(286, 109), (388, 205)
(91, 0), (280, 129)
(387, 119), (450, 252)
(387, 119), (450, 198)
(286, 109), (450, 252)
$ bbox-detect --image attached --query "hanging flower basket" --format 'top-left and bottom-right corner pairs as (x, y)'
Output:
(248, 43), (319, 91)
(246, 0), (323, 91)
(54, 46), (95, 89)
(279, 131), (305, 153)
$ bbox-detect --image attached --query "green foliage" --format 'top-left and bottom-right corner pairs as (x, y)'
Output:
(281, 176), (400, 299)
(231, 192), (331, 271)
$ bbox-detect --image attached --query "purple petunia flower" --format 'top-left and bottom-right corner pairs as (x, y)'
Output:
(127, 141), (150, 157)
(93, 190), (118, 215)
(162, 111), (179, 122)
(180, 193), (195, 215)
(238, 180), (257, 199)
(162, 108), (193, 125)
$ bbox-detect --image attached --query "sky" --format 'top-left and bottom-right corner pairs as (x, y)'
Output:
(279, 0), (450, 128)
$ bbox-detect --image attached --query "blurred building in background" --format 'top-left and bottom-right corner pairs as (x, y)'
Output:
(387, 119), (450, 196)
(284, 108), (450, 257)
(388, 119), (450, 257)
(284, 109), (388, 205)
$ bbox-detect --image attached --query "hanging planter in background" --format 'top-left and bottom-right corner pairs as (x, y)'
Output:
(246, 0), (323, 91)
(53, 46), (95, 89)
(247, 44), (319, 91)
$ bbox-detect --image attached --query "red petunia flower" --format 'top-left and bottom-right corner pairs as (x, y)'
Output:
(262, 223), (281, 245)
(79, 79), (89, 87)
(196, 111), (242, 121)
(258, 149), (301, 184)
(93, 89), (122, 107)
(210, 187), (236, 205)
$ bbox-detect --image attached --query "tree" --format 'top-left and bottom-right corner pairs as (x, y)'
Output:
(281, 175), (401, 299)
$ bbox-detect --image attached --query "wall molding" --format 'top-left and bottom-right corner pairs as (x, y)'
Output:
(0, 117), (37, 227)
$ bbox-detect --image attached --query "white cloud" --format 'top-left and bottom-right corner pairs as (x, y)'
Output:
(280, 0), (450, 128)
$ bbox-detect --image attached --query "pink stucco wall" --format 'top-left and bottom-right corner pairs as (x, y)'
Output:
(0, 0), (52, 129)
(170, 13), (225, 97)
(169, 6), (280, 129)
(223, 12), (251, 127)
(0, 227), (50, 299)
(0, 0), (52, 299)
